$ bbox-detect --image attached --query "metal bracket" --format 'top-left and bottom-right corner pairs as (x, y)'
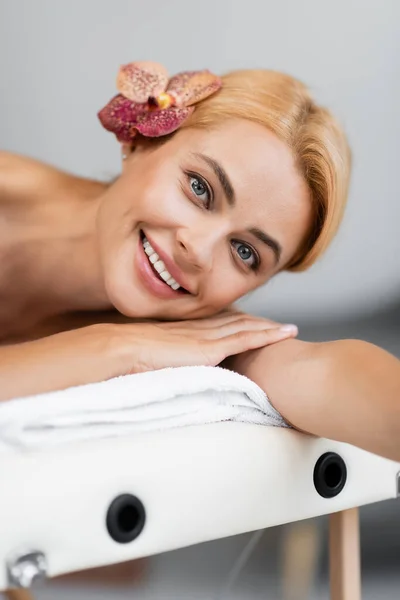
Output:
(6, 550), (47, 589)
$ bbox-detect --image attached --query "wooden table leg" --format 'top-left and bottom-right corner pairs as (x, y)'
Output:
(329, 508), (361, 600)
(3, 590), (34, 600)
(281, 520), (321, 600)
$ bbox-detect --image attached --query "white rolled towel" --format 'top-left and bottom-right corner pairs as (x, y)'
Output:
(0, 366), (288, 451)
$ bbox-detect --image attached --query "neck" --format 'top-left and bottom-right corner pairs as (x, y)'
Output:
(6, 188), (112, 320)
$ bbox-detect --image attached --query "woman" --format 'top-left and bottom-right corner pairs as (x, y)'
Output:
(0, 62), (399, 462)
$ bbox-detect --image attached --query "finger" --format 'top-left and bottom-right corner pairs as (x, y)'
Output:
(187, 318), (290, 340)
(211, 311), (281, 328)
(205, 325), (298, 365)
(215, 307), (279, 326)
(162, 314), (244, 329)
(168, 313), (281, 331)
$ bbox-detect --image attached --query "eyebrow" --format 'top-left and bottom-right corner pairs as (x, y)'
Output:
(249, 228), (282, 265)
(193, 152), (235, 206)
(192, 152), (283, 266)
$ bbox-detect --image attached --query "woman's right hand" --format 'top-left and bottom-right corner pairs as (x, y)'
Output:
(108, 312), (298, 374)
(0, 313), (297, 401)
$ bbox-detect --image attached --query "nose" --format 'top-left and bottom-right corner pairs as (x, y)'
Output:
(175, 226), (216, 273)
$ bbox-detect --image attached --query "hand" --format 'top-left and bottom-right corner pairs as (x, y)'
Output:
(108, 312), (298, 374)
(0, 313), (298, 401)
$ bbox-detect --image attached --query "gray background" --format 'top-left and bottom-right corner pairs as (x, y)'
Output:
(1, 1), (399, 598)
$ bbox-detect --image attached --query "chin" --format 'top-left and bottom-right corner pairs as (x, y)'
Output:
(106, 281), (146, 318)
(101, 245), (148, 319)
(102, 255), (172, 320)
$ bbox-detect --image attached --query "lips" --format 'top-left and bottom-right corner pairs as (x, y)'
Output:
(141, 230), (193, 294)
(141, 235), (181, 290)
(136, 231), (188, 299)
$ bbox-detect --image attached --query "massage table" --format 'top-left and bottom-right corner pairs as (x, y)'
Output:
(0, 369), (398, 600)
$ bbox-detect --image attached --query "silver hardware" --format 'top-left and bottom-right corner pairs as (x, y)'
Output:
(6, 550), (47, 588)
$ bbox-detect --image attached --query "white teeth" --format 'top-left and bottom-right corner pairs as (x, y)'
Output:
(154, 260), (165, 272)
(142, 235), (182, 291)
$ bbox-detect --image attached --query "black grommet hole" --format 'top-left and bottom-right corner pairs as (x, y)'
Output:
(106, 494), (146, 543)
(118, 503), (140, 533)
(324, 462), (343, 489)
(313, 452), (347, 498)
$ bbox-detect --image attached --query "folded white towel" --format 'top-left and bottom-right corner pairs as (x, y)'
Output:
(0, 366), (288, 451)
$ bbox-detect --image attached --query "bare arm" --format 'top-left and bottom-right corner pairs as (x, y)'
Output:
(226, 338), (400, 461)
(0, 316), (296, 401)
(0, 328), (119, 401)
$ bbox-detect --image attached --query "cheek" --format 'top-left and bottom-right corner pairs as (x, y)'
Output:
(139, 181), (198, 227)
(132, 154), (181, 207)
(203, 265), (252, 308)
(144, 185), (180, 214)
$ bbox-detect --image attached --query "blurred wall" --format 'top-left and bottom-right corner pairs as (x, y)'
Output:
(1, 0), (399, 323)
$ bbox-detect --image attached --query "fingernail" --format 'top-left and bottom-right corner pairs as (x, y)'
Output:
(279, 324), (298, 334)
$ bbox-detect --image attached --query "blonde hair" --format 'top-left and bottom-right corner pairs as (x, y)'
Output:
(180, 70), (352, 271)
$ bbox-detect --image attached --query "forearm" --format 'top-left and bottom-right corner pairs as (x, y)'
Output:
(229, 338), (400, 461)
(0, 327), (117, 401)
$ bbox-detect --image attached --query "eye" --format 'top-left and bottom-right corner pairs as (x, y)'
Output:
(231, 240), (260, 271)
(188, 174), (212, 208)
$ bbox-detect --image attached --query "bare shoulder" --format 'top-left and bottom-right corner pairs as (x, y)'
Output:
(0, 151), (67, 203)
(0, 151), (105, 206)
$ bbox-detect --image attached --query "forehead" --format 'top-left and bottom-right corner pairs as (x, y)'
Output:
(172, 119), (312, 265)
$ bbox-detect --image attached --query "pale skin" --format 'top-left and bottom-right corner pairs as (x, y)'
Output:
(0, 118), (399, 462)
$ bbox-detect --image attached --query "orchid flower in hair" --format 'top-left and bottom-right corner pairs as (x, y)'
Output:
(98, 61), (222, 142)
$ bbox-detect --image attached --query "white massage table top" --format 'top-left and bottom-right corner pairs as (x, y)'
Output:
(0, 422), (399, 589)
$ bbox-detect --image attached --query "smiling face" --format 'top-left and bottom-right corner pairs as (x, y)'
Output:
(96, 119), (312, 320)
